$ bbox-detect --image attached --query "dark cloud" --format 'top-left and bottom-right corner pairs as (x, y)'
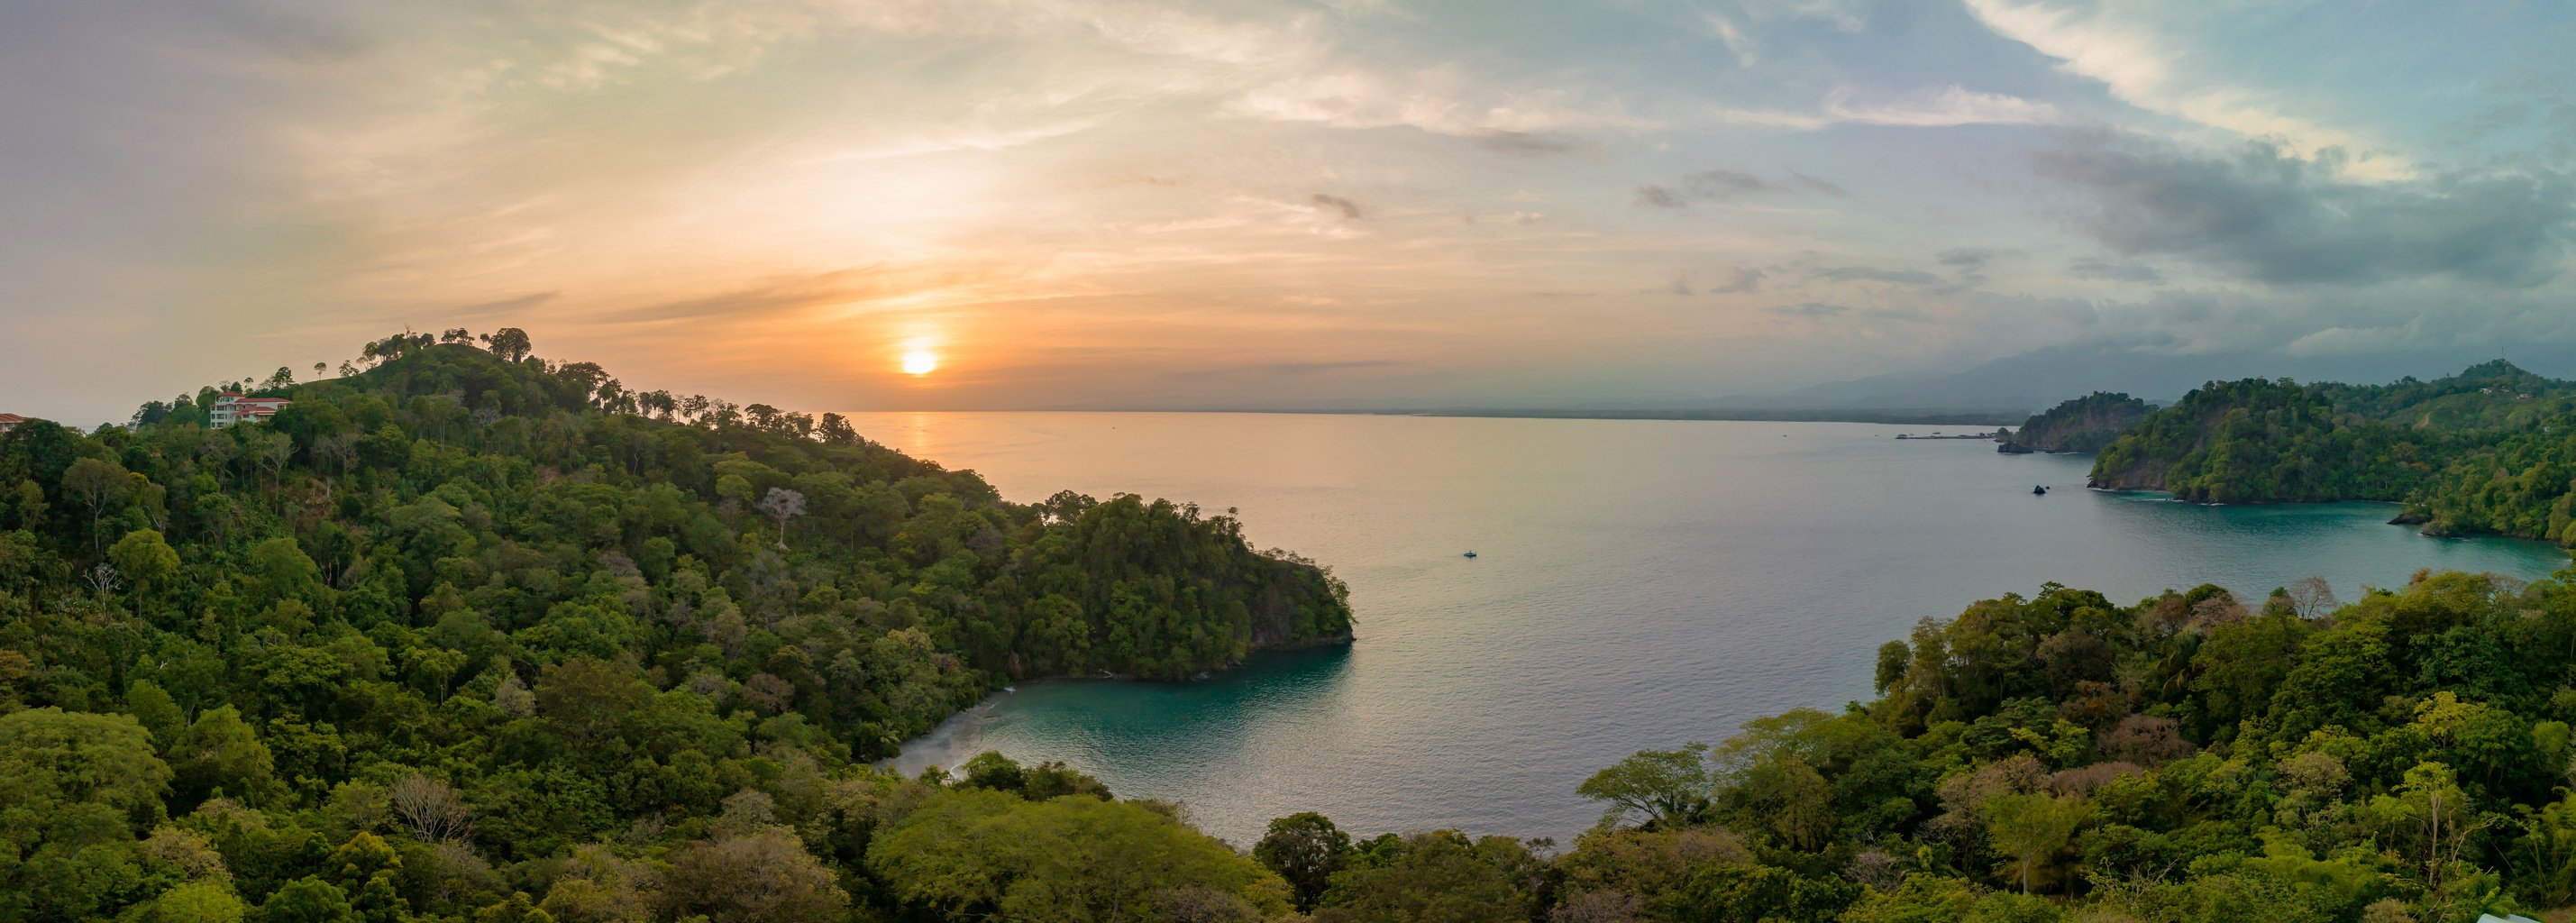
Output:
(1309, 193), (1365, 220)
(1633, 168), (1846, 209)
(1936, 248), (1998, 270)
(452, 290), (559, 320)
(1240, 360), (1405, 375)
(1634, 184), (1689, 209)
(1812, 266), (1943, 285)
(1685, 169), (1769, 198)
(610, 270), (878, 323)
(2036, 133), (2576, 287)
(1709, 266), (1765, 294)
(2069, 256), (2163, 283)
(1769, 301), (1933, 324)
(1786, 169), (1847, 197)
(1773, 301), (1849, 316)
(1474, 130), (1586, 156)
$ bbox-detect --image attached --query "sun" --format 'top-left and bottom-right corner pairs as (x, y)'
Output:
(900, 348), (939, 376)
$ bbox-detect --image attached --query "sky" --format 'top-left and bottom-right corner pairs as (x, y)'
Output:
(3, 0), (2573, 422)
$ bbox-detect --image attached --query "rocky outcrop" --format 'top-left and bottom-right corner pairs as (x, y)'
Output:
(2002, 392), (2151, 454)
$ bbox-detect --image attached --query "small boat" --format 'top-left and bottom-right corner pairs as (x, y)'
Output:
(1463, 550), (1479, 559)
(2032, 485), (2048, 496)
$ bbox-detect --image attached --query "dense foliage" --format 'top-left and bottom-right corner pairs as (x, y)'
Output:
(1210, 570), (2576, 923)
(2086, 379), (2428, 502)
(1256, 570), (2576, 923)
(2003, 393), (2153, 455)
(2085, 363), (2576, 538)
(0, 330), (1350, 921)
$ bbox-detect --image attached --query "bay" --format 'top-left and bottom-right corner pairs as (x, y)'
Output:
(854, 412), (2569, 846)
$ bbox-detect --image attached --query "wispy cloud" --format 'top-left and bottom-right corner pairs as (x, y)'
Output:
(1718, 85), (2056, 130)
(1309, 193), (1365, 220)
(1960, 0), (2411, 179)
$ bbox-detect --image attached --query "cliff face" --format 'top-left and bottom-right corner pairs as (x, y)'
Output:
(2001, 392), (2151, 454)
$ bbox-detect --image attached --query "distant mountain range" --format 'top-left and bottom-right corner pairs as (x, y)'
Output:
(1714, 342), (2576, 416)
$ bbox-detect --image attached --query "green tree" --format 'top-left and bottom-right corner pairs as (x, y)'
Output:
(1256, 812), (1352, 910)
(1577, 744), (1711, 829)
(1318, 831), (1541, 923)
(872, 787), (1289, 921)
(0, 708), (173, 920)
(260, 877), (359, 923)
(172, 705), (280, 807)
(109, 527), (180, 605)
(1985, 792), (2087, 893)
(139, 881), (249, 923)
(60, 456), (128, 550)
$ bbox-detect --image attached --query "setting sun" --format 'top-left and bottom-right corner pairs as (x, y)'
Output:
(900, 348), (939, 376)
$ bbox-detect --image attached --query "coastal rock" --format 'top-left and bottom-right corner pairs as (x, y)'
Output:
(2003, 392), (2151, 454)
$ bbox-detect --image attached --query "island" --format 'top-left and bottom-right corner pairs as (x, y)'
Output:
(2078, 361), (2576, 546)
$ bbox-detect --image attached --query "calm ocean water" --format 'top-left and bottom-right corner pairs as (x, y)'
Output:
(851, 412), (2570, 845)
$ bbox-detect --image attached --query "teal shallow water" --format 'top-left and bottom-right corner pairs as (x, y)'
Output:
(853, 412), (2569, 845)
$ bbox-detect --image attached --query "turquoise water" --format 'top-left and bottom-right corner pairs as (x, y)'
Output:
(852, 412), (2570, 845)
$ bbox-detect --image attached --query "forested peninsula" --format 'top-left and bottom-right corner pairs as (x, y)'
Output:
(2076, 361), (2576, 545)
(2001, 393), (2152, 455)
(0, 329), (1352, 920)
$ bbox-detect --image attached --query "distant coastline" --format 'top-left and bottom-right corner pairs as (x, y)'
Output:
(1003, 406), (2032, 425)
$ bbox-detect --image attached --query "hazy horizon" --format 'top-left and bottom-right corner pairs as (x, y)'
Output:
(5, 1), (2574, 425)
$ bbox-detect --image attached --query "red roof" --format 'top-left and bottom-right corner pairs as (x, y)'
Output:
(236, 397), (291, 405)
(0, 414), (28, 425)
(216, 391), (244, 398)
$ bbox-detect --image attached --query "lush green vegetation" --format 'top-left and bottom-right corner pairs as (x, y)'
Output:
(1254, 570), (2576, 923)
(2004, 393), (2153, 454)
(2086, 378), (2429, 502)
(2085, 363), (2576, 542)
(18, 329), (2576, 922)
(0, 329), (1350, 921)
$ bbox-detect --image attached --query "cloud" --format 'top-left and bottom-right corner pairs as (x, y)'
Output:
(607, 270), (887, 324)
(1635, 185), (1690, 209)
(2068, 256), (2162, 283)
(1786, 169), (1845, 196)
(452, 290), (561, 320)
(1822, 86), (2057, 127)
(1773, 301), (1849, 316)
(2284, 316), (2427, 357)
(1709, 266), (1766, 294)
(1718, 86), (2057, 130)
(1309, 193), (1365, 220)
(1474, 130), (1588, 156)
(1633, 168), (1846, 209)
(1936, 248), (1998, 270)
(1960, 0), (2407, 178)
(1229, 68), (1654, 141)
(2037, 133), (2576, 287)
(1813, 266), (1943, 286)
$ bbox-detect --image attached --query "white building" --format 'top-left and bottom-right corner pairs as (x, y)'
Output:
(210, 393), (291, 428)
(0, 413), (31, 434)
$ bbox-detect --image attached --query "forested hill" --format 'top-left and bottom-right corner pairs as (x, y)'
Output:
(0, 328), (1367, 915)
(1538, 569), (2576, 923)
(2000, 392), (2151, 454)
(2082, 363), (2576, 544)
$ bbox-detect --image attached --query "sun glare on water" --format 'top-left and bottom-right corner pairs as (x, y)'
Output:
(900, 348), (939, 376)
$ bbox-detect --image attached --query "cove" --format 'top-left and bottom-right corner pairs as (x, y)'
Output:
(855, 412), (2570, 845)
